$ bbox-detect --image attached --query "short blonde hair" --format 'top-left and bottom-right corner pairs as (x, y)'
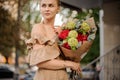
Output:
(40, 0), (60, 6)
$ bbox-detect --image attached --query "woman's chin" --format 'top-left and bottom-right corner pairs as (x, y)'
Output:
(44, 16), (55, 20)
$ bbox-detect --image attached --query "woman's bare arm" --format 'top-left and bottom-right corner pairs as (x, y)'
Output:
(37, 59), (81, 73)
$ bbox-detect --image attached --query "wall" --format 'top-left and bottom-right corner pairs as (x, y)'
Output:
(103, 1), (120, 53)
(101, 1), (120, 80)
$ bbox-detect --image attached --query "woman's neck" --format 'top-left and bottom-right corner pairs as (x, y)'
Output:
(43, 18), (55, 28)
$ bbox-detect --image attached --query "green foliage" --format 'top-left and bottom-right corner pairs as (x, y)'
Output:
(81, 27), (100, 63)
(76, 8), (100, 25)
(91, 8), (100, 24)
(76, 8), (100, 63)
(76, 11), (88, 20)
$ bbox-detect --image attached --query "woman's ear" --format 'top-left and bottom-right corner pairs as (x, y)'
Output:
(57, 7), (60, 13)
(55, 5), (60, 14)
(57, 10), (59, 14)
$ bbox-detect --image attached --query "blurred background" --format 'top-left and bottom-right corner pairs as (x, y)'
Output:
(0, 0), (120, 80)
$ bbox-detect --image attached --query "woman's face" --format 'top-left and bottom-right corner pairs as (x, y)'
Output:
(40, 0), (59, 20)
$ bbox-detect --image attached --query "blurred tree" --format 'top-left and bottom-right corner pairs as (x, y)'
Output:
(0, 0), (28, 63)
(0, 6), (17, 63)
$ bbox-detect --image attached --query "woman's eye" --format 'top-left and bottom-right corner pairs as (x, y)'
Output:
(49, 4), (54, 7)
(41, 4), (46, 7)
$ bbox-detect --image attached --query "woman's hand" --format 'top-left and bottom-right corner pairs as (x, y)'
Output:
(65, 61), (81, 74)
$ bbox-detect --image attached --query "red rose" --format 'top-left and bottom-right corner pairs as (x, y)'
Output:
(63, 42), (71, 49)
(77, 34), (88, 41)
(58, 30), (69, 40)
(82, 35), (88, 41)
(77, 34), (83, 41)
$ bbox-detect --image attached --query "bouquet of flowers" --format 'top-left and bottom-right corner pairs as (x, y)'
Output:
(58, 17), (97, 62)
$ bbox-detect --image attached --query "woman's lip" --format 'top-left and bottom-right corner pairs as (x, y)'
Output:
(45, 13), (50, 16)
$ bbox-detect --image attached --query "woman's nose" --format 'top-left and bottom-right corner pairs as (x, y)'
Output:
(45, 6), (49, 11)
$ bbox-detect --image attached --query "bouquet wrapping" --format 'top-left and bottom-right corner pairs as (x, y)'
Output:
(58, 17), (97, 62)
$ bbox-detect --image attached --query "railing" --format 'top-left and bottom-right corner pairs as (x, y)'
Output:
(82, 45), (120, 80)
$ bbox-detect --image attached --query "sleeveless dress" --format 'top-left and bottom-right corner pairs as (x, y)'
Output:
(26, 23), (68, 80)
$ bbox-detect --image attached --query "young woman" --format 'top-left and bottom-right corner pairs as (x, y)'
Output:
(26, 0), (81, 80)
